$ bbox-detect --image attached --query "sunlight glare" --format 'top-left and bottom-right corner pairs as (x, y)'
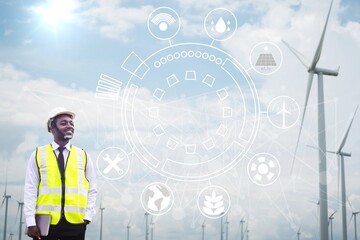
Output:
(35, 0), (76, 27)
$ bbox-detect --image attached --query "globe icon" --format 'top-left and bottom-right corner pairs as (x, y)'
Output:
(141, 183), (174, 215)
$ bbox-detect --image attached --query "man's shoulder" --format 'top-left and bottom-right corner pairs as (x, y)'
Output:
(70, 145), (88, 153)
(36, 144), (52, 150)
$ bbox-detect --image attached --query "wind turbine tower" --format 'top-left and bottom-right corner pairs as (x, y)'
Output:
(220, 214), (224, 240)
(225, 219), (229, 240)
(150, 216), (154, 240)
(283, 1), (339, 239)
(99, 203), (105, 240)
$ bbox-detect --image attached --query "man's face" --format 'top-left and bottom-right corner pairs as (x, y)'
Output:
(51, 114), (75, 140)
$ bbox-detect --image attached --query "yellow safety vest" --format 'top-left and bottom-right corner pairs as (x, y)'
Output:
(35, 144), (89, 224)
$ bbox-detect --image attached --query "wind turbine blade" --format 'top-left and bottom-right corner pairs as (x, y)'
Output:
(309, 0), (333, 70)
(291, 72), (314, 174)
(337, 155), (340, 207)
(282, 40), (310, 68)
(347, 197), (354, 212)
(15, 202), (20, 223)
(3, 168), (8, 196)
(336, 105), (359, 153)
(349, 213), (354, 225)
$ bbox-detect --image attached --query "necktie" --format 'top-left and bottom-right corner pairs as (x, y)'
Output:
(58, 146), (66, 218)
(57, 146), (65, 178)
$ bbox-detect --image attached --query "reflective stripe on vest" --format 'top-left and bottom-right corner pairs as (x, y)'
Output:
(35, 144), (89, 224)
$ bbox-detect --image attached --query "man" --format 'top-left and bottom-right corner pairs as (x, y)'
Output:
(24, 107), (97, 240)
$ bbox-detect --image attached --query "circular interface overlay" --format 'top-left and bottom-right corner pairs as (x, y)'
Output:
(122, 43), (259, 181)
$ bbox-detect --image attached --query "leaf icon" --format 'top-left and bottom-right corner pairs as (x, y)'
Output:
(203, 190), (225, 216)
(214, 206), (225, 215)
(205, 195), (213, 202)
(203, 207), (214, 215)
(204, 200), (214, 209)
(214, 201), (224, 208)
(214, 195), (223, 202)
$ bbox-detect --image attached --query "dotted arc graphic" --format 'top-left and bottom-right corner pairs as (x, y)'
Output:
(121, 42), (260, 181)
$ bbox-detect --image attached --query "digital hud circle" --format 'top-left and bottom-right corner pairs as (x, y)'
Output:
(121, 42), (260, 181)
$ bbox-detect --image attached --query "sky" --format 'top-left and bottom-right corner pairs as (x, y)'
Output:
(0, 0), (360, 239)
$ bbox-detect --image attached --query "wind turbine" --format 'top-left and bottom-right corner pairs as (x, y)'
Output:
(144, 212), (150, 240)
(350, 211), (360, 240)
(240, 218), (245, 240)
(225, 218), (229, 240)
(201, 220), (205, 240)
(277, 101), (291, 128)
(245, 229), (249, 240)
(349, 199), (360, 240)
(328, 105), (358, 240)
(99, 201), (105, 240)
(220, 214), (224, 240)
(126, 219), (131, 240)
(297, 226), (301, 240)
(1, 172), (11, 240)
(282, 1), (339, 239)
(329, 211), (336, 240)
(15, 200), (24, 240)
(150, 216), (154, 240)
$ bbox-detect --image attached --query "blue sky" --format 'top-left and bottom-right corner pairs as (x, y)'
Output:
(1, 0), (360, 239)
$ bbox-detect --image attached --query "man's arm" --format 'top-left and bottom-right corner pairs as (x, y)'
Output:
(24, 150), (41, 238)
(84, 153), (97, 223)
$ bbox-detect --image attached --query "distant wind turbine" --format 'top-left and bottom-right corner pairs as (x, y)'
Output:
(225, 218), (229, 240)
(329, 211), (336, 240)
(127, 219), (131, 240)
(350, 212), (360, 240)
(145, 212), (150, 240)
(99, 201), (105, 240)
(15, 200), (24, 240)
(349, 199), (360, 240)
(1, 171), (11, 240)
(282, 0), (339, 239)
(220, 214), (224, 240)
(327, 105), (358, 240)
(297, 226), (301, 240)
(245, 229), (249, 240)
(201, 220), (205, 240)
(150, 216), (154, 240)
(240, 218), (245, 240)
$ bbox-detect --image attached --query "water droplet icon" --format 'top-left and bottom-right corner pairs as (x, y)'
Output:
(215, 17), (226, 33)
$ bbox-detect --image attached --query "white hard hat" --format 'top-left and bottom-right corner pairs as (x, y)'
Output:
(47, 107), (76, 132)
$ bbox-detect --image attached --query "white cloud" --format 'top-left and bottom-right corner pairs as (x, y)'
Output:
(22, 39), (32, 45)
(79, 0), (153, 41)
(3, 29), (13, 36)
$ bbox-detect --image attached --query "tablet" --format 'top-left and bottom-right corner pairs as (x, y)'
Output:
(35, 214), (51, 236)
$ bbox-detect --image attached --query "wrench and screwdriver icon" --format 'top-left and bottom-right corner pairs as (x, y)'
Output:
(102, 153), (125, 175)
